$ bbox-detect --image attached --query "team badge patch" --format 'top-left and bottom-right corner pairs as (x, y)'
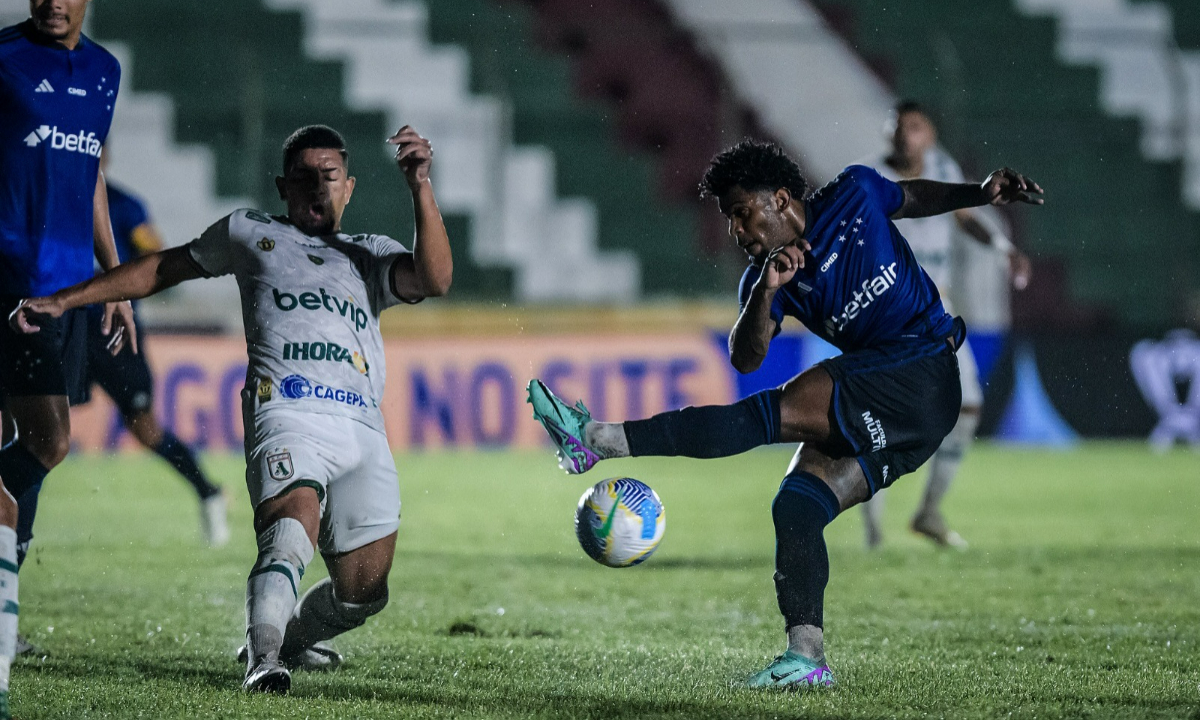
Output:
(267, 451), (294, 481)
(257, 238), (275, 251)
(352, 351), (368, 375)
(257, 377), (273, 402)
(307, 254), (325, 265)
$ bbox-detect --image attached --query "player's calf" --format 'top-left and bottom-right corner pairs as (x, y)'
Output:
(279, 578), (387, 662)
(746, 469), (844, 689)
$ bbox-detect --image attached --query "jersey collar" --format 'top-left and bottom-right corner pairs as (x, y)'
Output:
(18, 19), (89, 52)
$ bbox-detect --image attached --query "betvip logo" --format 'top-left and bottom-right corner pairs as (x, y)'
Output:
(23, 125), (102, 157)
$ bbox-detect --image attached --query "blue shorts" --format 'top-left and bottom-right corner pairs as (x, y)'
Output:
(0, 295), (89, 405)
(818, 329), (964, 495)
(84, 306), (154, 416)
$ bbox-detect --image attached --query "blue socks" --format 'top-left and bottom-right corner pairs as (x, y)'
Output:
(0, 443), (50, 568)
(624, 389), (782, 459)
(153, 432), (219, 500)
(772, 472), (840, 629)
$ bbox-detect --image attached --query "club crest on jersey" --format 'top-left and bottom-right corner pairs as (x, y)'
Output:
(278, 374), (369, 408)
(257, 238), (275, 251)
(257, 377), (273, 402)
(266, 451), (294, 481)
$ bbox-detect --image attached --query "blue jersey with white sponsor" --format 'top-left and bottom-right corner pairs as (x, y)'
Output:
(105, 182), (149, 264)
(739, 165), (954, 353)
(0, 21), (120, 296)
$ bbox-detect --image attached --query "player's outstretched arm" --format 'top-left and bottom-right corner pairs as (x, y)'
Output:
(93, 167), (138, 354)
(729, 244), (804, 374)
(9, 247), (203, 336)
(893, 167), (1044, 220)
(387, 126), (453, 301)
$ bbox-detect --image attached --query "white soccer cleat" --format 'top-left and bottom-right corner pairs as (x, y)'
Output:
(201, 492), (230, 547)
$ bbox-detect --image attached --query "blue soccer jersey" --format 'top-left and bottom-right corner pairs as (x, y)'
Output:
(0, 20), (120, 296)
(105, 182), (150, 263)
(738, 165), (954, 353)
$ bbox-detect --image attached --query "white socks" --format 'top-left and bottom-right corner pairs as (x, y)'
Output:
(280, 578), (387, 657)
(0, 526), (18, 693)
(245, 518), (313, 666)
(917, 410), (980, 519)
(859, 490), (886, 548)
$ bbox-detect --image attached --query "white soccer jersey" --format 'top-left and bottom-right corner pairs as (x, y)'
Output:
(187, 209), (411, 429)
(871, 148), (964, 290)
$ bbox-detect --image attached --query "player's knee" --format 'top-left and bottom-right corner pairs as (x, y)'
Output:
(28, 431), (70, 469)
(330, 587), (388, 631)
(772, 472), (840, 537)
(254, 487), (321, 540)
(0, 485), (16, 529)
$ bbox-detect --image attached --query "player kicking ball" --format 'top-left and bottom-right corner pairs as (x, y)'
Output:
(528, 141), (1042, 690)
(11, 124), (452, 693)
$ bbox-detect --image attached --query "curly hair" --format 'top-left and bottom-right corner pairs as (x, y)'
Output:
(699, 140), (810, 201)
(282, 125), (348, 172)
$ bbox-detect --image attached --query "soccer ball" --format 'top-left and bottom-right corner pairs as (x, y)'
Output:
(574, 477), (666, 567)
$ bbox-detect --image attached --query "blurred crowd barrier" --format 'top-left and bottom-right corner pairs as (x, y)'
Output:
(73, 306), (764, 453)
(71, 305), (1180, 453)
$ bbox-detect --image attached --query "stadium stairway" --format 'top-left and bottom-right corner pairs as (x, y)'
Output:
(506, 0), (743, 254)
(1019, 0), (1200, 210)
(807, 0), (1200, 329)
(262, 0), (641, 302)
(425, 0), (725, 295)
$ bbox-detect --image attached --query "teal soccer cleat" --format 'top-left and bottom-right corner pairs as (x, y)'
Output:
(745, 650), (835, 689)
(526, 379), (600, 474)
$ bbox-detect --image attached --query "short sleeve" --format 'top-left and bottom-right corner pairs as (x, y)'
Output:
(737, 265), (785, 338)
(360, 234), (416, 312)
(186, 214), (235, 278)
(928, 149), (965, 184)
(842, 165), (905, 217)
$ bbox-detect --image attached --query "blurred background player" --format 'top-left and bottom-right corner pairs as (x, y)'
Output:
(859, 101), (1033, 549)
(0, 0), (133, 712)
(74, 148), (229, 546)
(13, 124), (453, 694)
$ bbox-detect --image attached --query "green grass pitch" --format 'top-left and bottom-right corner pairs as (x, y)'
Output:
(12, 442), (1200, 719)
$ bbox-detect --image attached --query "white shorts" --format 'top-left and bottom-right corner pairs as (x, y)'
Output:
(244, 409), (400, 554)
(940, 296), (983, 408)
(957, 336), (983, 408)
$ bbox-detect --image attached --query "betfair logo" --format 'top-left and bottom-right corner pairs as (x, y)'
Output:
(272, 287), (369, 332)
(23, 125), (102, 156)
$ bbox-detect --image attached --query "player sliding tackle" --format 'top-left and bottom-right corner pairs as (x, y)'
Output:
(529, 141), (1043, 689)
(11, 125), (452, 694)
